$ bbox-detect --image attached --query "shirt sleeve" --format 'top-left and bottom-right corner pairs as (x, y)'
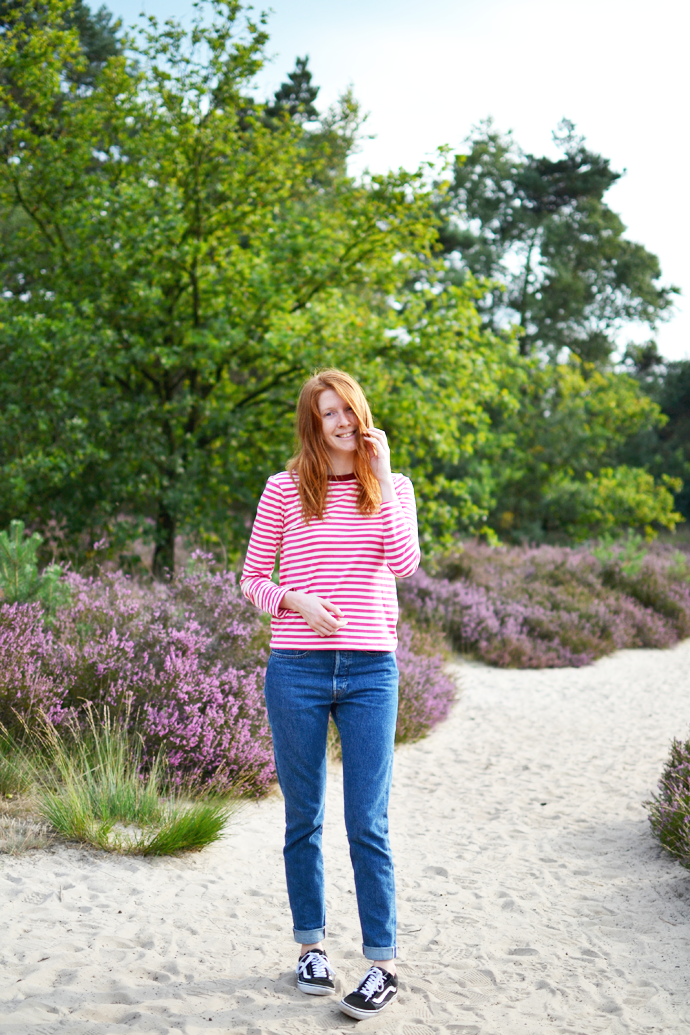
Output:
(240, 477), (291, 617)
(380, 475), (421, 578)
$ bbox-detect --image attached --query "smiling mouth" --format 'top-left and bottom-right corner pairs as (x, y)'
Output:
(336, 430), (356, 439)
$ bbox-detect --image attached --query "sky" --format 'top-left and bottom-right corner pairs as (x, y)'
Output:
(111, 0), (690, 360)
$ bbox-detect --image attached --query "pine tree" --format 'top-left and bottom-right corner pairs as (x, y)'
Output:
(266, 55), (319, 122)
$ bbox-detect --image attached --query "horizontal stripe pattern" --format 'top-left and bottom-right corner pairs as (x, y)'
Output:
(240, 471), (420, 650)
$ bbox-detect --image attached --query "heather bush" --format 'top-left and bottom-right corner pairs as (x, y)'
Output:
(395, 623), (457, 742)
(0, 604), (63, 729)
(49, 558), (276, 795)
(400, 542), (690, 668)
(646, 735), (690, 869)
(0, 545), (460, 798)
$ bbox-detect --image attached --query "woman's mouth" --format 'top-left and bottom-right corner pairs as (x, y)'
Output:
(336, 430), (356, 440)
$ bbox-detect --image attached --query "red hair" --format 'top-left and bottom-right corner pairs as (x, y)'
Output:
(287, 369), (382, 522)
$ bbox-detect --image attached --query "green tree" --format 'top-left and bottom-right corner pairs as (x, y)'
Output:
(265, 55), (319, 122)
(436, 120), (678, 363)
(0, 0), (123, 87)
(620, 347), (690, 521)
(484, 357), (679, 541)
(0, 0), (515, 570)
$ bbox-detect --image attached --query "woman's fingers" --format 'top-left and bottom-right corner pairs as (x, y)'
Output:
(299, 595), (347, 636)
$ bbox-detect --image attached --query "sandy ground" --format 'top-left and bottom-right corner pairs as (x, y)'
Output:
(1, 642), (690, 1035)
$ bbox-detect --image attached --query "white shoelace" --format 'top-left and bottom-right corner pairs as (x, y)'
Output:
(298, 951), (334, 980)
(357, 966), (386, 1001)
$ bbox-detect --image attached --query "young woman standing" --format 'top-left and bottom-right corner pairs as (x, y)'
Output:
(241, 369), (420, 1020)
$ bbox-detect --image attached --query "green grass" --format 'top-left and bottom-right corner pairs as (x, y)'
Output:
(0, 710), (238, 856)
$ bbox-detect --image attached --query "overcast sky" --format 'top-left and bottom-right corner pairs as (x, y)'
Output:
(112, 0), (689, 360)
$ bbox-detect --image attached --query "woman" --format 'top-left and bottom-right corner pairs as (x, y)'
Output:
(240, 368), (420, 1020)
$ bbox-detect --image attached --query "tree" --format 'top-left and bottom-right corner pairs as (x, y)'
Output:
(0, 0), (123, 87)
(436, 120), (678, 363)
(265, 55), (319, 122)
(620, 348), (690, 522)
(0, 0), (514, 571)
(481, 356), (679, 541)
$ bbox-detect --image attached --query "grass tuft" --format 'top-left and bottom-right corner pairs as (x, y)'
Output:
(1, 709), (238, 855)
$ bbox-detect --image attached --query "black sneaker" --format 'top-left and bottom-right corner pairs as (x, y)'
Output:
(339, 965), (398, 1019)
(296, 949), (336, 995)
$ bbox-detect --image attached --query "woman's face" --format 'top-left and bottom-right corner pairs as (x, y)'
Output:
(318, 389), (359, 456)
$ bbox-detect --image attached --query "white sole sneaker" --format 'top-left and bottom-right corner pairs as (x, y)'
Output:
(338, 989), (397, 1019)
(297, 979), (335, 996)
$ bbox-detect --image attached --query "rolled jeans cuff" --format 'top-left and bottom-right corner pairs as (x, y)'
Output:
(363, 943), (396, 961)
(294, 927), (326, 944)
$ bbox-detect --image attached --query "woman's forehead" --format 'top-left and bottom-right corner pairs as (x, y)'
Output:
(318, 388), (349, 412)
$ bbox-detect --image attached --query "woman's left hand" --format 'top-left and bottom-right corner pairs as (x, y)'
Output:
(362, 427), (393, 488)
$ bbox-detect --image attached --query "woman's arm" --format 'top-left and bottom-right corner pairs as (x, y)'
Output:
(363, 427), (421, 578)
(241, 477), (349, 636)
(240, 478), (291, 617)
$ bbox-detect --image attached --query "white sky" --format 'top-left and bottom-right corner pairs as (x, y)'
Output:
(112, 0), (690, 360)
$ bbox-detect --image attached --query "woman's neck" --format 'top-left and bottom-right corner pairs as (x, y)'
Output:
(326, 452), (355, 477)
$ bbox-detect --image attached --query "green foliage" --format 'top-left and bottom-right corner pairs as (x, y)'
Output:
(543, 467), (681, 542)
(265, 54), (319, 122)
(436, 120), (678, 363)
(483, 358), (678, 542)
(620, 354), (690, 522)
(0, 1), (682, 558)
(0, 0), (504, 570)
(0, 520), (68, 611)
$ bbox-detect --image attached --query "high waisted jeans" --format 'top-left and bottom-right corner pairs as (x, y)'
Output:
(263, 648), (399, 960)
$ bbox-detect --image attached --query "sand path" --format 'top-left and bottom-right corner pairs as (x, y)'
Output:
(1, 642), (690, 1034)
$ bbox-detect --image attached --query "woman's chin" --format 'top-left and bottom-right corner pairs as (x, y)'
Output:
(329, 439), (358, 454)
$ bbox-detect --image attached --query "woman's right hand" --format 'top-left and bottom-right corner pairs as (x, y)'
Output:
(281, 591), (348, 637)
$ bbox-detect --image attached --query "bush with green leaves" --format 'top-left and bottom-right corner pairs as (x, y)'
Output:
(0, 520), (69, 614)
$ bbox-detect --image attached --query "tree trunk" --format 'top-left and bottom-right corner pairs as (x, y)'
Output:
(152, 501), (176, 580)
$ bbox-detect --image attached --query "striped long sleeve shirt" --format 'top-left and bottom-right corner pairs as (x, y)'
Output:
(240, 471), (420, 650)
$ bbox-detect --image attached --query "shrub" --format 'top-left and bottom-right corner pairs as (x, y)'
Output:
(50, 559), (276, 795)
(0, 603), (64, 729)
(400, 542), (690, 668)
(395, 623), (457, 742)
(646, 735), (690, 869)
(0, 545), (460, 797)
(0, 520), (69, 613)
(543, 467), (682, 542)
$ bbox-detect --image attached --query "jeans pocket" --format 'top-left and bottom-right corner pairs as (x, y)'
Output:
(270, 648), (310, 659)
(363, 650), (392, 657)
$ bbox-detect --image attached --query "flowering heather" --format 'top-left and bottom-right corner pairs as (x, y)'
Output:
(0, 553), (458, 795)
(0, 559), (275, 795)
(646, 735), (690, 869)
(395, 623), (457, 743)
(399, 542), (690, 668)
(0, 604), (63, 727)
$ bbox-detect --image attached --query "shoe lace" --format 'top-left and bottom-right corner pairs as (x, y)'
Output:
(357, 966), (386, 1001)
(298, 951), (333, 979)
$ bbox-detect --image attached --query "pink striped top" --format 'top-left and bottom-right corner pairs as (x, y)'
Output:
(240, 471), (420, 650)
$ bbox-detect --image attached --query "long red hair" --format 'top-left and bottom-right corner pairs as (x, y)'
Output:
(287, 369), (382, 522)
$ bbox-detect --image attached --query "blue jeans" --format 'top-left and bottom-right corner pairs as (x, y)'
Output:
(264, 648), (399, 961)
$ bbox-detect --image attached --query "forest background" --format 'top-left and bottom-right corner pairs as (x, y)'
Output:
(1, 0), (689, 578)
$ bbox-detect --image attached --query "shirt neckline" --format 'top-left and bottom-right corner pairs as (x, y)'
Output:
(327, 473), (357, 481)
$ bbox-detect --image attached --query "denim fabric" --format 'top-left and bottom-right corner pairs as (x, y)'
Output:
(264, 648), (399, 960)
